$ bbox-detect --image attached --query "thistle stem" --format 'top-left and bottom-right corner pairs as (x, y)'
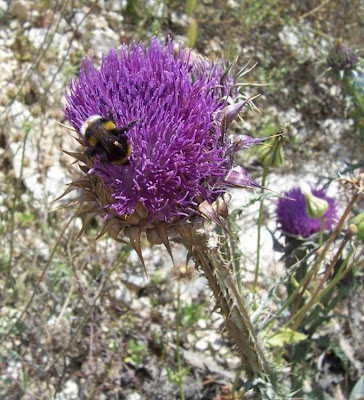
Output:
(178, 225), (276, 388)
(254, 165), (269, 289)
(290, 229), (353, 330)
(176, 278), (185, 400)
(287, 189), (360, 329)
(319, 217), (325, 246)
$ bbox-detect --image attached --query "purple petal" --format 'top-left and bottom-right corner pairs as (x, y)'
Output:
(276, 187), (337, 237)
(224, 166), (262, 189)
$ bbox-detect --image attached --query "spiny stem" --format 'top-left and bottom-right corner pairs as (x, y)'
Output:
(181, 227), (275, 383)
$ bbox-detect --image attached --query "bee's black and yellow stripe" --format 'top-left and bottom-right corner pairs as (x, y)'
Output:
(80, 115), (133, 165)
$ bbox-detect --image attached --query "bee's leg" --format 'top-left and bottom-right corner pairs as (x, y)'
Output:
(85, 147), (97, 157)
(117, 119), (139, 134)
(98, 152), (109, 163)
(85, 146), (108, 163)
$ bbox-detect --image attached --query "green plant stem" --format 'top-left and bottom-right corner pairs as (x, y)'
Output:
(263, 266), (311, 332)
(176, 279), (185, 400)
(258, 247), (319, 332)
(263, 189), (359, 333)
(6, 125), (31, 279)
(254, 165), (269, 289)
(308, 246), (362, 308)
(345, 76), (364, 115)
(319, 217), (325, 246)
(3, 213), (75, 341)
(290, 229), (353, 330)
(315, 185), (359, 254)
(287, 188), (359, 322)
(185, 0), (197, 16)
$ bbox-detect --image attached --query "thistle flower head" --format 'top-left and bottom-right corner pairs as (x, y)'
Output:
(276, 186), (337, 238)
(327, 42), (358, 74)
(62, 37), (263, 262)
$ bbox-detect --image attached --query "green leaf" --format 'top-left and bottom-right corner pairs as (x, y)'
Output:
(350, 376), (364, 400)
(267, 328), (307, 347)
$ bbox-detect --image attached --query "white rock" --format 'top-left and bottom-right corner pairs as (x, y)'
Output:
(329, 84), (342, 97)
(54, 380), (79, 400)
(0, 0), (8, 13)
(27, 29), (70, 61)
(279, 25), (299, 48)
(108, 0), (128, 12)
(278, 108), (302, 125)
(206, 331), (222, 352)
(195, 337), (209, 351)
(71, 10), (89, 34)
(170, 11), (189, 28)
(227, 0), (240, 10)
(126, 392), (142, 400)
(89, 27), (120, 55)
(145, 0), (164, 18)
(278, 24), (315, 60)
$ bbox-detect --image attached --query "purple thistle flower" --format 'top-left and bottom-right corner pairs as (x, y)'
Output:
(64, 37), (259, 224)
(327, 42), (358, 74)
(276, 187), (337, 238)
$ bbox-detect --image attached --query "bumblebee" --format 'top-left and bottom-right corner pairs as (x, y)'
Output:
(80, 115), (136, 165)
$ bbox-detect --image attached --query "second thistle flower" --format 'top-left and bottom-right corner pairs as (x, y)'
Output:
(276, 186), (337, 238)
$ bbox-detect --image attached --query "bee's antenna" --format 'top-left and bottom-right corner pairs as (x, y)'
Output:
(108, 109), (115, 122)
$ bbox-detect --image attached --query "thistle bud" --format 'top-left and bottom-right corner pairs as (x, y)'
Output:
(327, 41), (358, 74)
(350, 212), (364, 240)
(301, 183), (329, 219)
(256, 127), (285, 168)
